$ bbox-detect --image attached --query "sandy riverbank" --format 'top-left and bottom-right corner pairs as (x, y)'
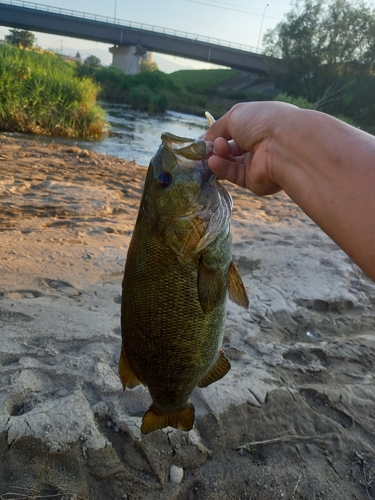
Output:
(0, 134), (374, 499)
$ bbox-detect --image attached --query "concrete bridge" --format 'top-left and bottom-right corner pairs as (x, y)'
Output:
(0, 0), (268, 74)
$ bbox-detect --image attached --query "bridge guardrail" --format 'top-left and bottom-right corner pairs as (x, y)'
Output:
(0, 0), (262, 54)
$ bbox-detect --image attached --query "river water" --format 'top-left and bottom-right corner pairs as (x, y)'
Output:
(32, 104), (209, 167)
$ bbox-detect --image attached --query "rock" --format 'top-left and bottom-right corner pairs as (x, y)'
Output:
(169, 465), (184, 484)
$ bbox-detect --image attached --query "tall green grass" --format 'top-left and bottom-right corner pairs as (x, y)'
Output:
(0, 44), (105, 138)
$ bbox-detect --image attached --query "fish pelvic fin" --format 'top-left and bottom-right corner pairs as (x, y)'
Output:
(118, 348), (141, 389)
(141, 403), (195, 434)
(198, 350), (231, 388)
(228, 261), (250, 309)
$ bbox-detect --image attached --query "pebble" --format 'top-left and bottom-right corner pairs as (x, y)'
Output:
(170, 465), (184, 484)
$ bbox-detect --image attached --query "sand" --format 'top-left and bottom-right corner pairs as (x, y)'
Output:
(0, 133), (374, 500)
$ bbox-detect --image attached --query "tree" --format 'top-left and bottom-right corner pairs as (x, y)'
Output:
(263, 0), (375, 130)
(5, 29), (36, 48)
(265, 1), (375, 95)
(84, 55), (101, 68)
(140, 60), (159, 73)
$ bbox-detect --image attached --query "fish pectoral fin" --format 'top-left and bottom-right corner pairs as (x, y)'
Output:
(198, 350), (231, 388)
(141, 404), (195, 434)
(228, 261), (250, 309)
(198, 257), (225, 314)
(118, 348), (141, 389)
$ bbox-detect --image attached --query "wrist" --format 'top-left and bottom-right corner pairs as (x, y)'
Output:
(266, 105), (309, 192)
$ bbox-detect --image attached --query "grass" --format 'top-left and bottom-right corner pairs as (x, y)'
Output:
(0, 44), (105, 138)
(169, 68), (240, 94)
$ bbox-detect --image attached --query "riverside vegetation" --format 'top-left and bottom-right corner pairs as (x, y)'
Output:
(3, 0), (375, 139)
(0, 42), (255, 138)
(76, 63), (260, 118)
(0, 44), (105, 138)
(1, 42), (271, 139)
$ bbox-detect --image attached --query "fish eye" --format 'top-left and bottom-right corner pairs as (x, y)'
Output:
(156, 171), (172, 188)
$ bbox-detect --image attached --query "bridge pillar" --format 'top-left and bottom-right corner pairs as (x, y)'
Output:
(109, 45), (149, 74)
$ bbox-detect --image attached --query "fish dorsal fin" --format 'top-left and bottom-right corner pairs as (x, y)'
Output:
(198, 350), (231, 388)
(228, 261), (250, 309)
(141, 403), (195, 434)
(198, 256), (226, 314)
(118, 348), (141, 389)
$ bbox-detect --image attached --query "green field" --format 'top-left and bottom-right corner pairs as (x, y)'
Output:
(168, 69), (240, 94)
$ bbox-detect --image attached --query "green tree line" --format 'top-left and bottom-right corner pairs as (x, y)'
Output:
(264, 0), (375, 131)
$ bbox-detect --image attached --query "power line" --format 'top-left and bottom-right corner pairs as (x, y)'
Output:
(184, 0), (283, 21)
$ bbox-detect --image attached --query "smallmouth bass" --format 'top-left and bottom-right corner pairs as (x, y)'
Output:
(119, 118), (249, 434)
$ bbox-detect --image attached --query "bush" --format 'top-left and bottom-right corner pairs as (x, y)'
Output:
(129, 86), (152, 112)
(0, 44), (105, 138)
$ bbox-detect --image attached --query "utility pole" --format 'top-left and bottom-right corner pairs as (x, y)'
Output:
(256, 3), (269, 52)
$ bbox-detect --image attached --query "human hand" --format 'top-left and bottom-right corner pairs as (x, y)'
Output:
(204, 102), (296, 196)
(206, 102), (375, 281)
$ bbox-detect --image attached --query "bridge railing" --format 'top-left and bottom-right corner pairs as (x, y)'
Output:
(0, 0), (262, 54)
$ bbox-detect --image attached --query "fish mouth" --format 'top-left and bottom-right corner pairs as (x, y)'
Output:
(161, 134), (214, 164)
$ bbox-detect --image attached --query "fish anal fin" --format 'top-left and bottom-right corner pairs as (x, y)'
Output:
(118, 348), (141, 389)
(198, 350), (231, 388)
(228, 261), (250, 309)
(198, 257), (225, 314)
(141, 404), (195, 434)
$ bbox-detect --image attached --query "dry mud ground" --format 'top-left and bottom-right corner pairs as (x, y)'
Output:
(0, 135), (374, 500)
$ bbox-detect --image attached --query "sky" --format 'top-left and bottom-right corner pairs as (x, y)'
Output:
(0, 0), (317, 71)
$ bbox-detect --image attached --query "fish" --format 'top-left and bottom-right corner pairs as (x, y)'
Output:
(119, 113), (249, 434)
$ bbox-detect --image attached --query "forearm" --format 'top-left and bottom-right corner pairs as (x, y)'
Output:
(271, 109), (375, 279)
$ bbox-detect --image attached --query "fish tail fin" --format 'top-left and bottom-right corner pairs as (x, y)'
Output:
(141, 403), (195, 434)
(118, 348), (141, 389)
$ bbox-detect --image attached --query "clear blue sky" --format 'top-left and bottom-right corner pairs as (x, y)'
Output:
(1, 0), (373, 72)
